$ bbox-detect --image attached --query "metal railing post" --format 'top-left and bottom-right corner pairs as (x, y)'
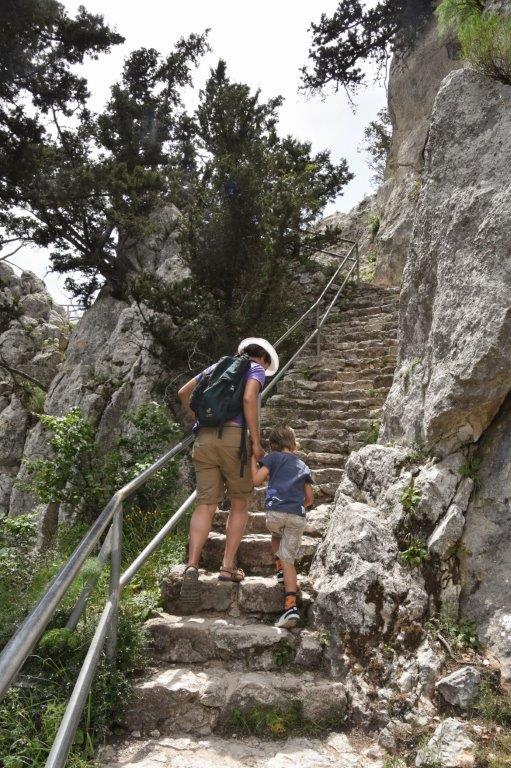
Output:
(106, 505), (122, 661)
(316, 303), (321, 357)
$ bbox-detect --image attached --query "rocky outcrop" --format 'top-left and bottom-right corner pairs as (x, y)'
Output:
(8, 204), (187, 521)
(381, 68), (511, 453)
(415, 718), (476, 767)
(0, 264), (69, 517)
(374, 17), (461, 287)
(460, 393), (511, 682)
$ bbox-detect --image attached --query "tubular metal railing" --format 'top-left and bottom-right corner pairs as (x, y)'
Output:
(0, 240), (359, 768)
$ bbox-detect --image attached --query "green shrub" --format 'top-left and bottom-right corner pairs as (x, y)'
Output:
(400, 483), (422, 515)
(426, 610), (480, 651)
(436, 0), (511, 85)
(0, 402), (188, 767)
(460, 455), (481, 490)
(475, 680), (511, 726)
(365, 419), (381, 445)
(368, 213), (380, 238)
(400, 539), (429, 567)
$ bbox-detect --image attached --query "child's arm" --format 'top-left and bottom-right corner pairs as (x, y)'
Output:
(250, 453), (270, 486)
(304, 482), (314, 508)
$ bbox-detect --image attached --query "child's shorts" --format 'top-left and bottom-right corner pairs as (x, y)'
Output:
(266, 511), (307, 564)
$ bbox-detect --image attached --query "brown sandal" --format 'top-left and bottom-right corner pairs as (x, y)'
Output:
(218, 566), (245, 583)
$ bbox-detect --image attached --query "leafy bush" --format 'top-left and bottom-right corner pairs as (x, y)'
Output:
(426, 610), (480, 651)
(400, 538), (429, 567)
(365, 419), (381, 445)
(436, 0), (511, 85)
(0, 402), (188, 767)
(400, 483), (422, 515)
(460, 455), (481, 490)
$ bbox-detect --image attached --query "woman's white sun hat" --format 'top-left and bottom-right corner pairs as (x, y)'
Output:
(238, 337), (279, 377)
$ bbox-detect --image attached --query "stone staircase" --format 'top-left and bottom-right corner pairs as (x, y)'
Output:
(102, 283), (399, 768)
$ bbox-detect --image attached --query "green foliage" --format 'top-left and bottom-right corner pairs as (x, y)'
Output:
(460, 455), (481, 490)
(362, 109), (392, 186)
(400, 483), (422, 514)
(272, 640), (295, 668)
(383, 759), (407, 768)
(436, 0), (511, 85)
(400, 538), (429, 567)
(476, 732), (511, 768)
(301, 1), (433, 96)
(474, 680), (511, 726)
(229, 700), (306, 738)
(368, 213), (381, 238)
(426, 610), (480, 651)
(365, 419), (381, 445)
(1, 2), (209, 303)
(0, 402), (188, 766)
(133, 61), (352, 366)
(24, 381), (47, 414)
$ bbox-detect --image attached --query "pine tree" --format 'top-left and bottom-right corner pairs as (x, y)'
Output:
(133, 61), (353, 366)
(301, 0), (433, 96)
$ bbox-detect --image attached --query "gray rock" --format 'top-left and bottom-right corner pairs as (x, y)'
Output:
(310, 496), (428, 655)
(414, 455), (463, 525)
(294, 631), (324, 668)
(415, 718), (475, 767)
(344, 444), (409, 505)
(382, 69), (511, 452)
(0, 398), (29, 468)
(375, 18), (461, 287)
(428, 505), (465, 557)
(435, 667), (481, 709)
(460, 393), (511, 682)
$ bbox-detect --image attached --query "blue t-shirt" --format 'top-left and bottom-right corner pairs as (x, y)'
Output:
(260, 452), (313, 517)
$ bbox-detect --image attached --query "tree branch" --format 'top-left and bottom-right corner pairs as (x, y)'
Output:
(0, 356), (48, 392)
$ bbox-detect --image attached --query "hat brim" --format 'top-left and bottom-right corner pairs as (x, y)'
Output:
(238, 337), (279, 376)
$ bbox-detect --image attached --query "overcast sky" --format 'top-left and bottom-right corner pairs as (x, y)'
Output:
(11, 0), (386, 303)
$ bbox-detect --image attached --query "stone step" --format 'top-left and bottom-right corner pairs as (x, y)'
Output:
(296, 450), (347, 468)
(103, 731), (384, 768)
(213, 509), (268, 535)
(310, 466), (344, 484)
(201, 532), (318, 574)
(146, 614), (301, 670)
(123, 665), (346, 738)
(161, 568), (314, 616)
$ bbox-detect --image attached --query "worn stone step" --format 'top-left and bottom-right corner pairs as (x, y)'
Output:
(296, 450), (347, 468)
(103, 730), (384, 768)
(296, 437), (348, 453)
(146, 614), (299, 670)
(310, 466), (344, 484)
(201, 532), (318, 574)
(161, 568), (313, 616)
(213, 509), (268, 535)
(123, 665), (346, 737)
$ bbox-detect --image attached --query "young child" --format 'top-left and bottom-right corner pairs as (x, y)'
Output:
(251, 424), (314, 628)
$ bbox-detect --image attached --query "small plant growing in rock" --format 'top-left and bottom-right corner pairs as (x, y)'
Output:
(400, 483), (422, 515)
(368, 213), (380, 239)
(426, 610), (480, 652)
(474, 679), (511, 727)
(272, 640), (295, 668)
(365, 419), (381, 445)
(318, 629), (331, 648)
(382, 758), (407, 768)
(400, 539), (429, 568)
(460, 455), (481, 490)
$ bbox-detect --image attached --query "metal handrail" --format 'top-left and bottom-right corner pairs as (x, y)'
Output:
(0, 241), (359, 768)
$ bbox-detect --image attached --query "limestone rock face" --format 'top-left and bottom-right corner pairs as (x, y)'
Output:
(374, 18), (461, 287)
(9, 205), (184, 520)
(382, 69), (511, 452)
(0, 263), (69, 517)
(310, 493), (428, 658)
(460, 393), (511, 682)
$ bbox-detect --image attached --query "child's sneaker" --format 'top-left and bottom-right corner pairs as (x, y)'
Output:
(275, 605), (300, 628)
(274, 556), (284, 584)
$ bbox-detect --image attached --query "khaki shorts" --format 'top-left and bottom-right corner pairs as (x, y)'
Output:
(192, 427), (253, 505)
(266, 511), (307, 564)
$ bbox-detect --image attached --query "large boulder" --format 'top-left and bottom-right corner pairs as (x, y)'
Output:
(381, 69), (511, 452)
(460, 392), (511, 682)
(310, 493), (428, 662)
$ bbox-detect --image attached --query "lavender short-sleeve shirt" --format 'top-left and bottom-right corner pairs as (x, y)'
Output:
(196, 360), (266, 426)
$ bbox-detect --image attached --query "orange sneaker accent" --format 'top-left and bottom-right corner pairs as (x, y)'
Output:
(284, 595), (297, 610)
(274, 557), (282, 573)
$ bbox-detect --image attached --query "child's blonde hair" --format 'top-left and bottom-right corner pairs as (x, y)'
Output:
(268, 424), (297, 452)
